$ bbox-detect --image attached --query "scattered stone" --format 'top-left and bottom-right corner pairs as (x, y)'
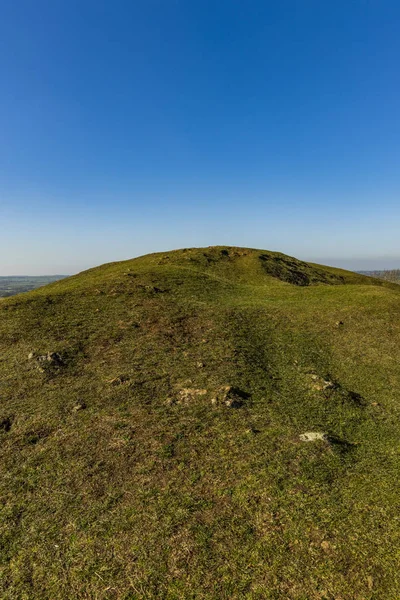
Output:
(310, 374), (336, 391)
(335, 320), (344, 327)
(320, 540), (331, 552)
(73, 402), (86, 412)
(211, 385), (249, 408)
(29, 351), (64, 372)
(176, 388), (207, 405)
(299, 431), (328, 442)
(196, 361), (205, 368)
(308, 373), (365, 408)
(33, 352), (63, 364)
(322, 381), (335, 391)
(169, 385), (249, 408)
(245, 426), (260, 435)
(46, 352), (63, 364)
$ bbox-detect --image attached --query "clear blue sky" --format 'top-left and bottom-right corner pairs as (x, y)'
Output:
(1, 0), (399, 274)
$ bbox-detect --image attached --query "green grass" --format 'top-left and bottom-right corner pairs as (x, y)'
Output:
(0, 246), (400, 599)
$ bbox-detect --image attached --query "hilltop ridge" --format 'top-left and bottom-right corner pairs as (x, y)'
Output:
(28, 245), (393, 295)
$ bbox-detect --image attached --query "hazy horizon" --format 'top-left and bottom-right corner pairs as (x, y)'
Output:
(1, 250), (400, 277)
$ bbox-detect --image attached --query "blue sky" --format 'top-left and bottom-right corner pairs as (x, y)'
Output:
(1, 0), (399, 274)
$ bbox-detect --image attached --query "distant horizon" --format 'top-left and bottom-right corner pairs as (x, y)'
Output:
(1, 248), (399, 277)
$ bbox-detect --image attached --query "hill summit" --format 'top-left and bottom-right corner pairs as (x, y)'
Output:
(1, 246), (400, 599)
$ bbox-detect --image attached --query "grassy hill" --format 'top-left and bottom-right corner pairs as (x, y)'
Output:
(1, 246), (399, 599)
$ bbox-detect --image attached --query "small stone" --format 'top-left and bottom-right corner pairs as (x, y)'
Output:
(28, 352), (34, 360)
(175, 388), (207, 405)
(73, 402), (86, 412)
(245, 427), (259, 435)
(211, 385), (248, 408)
(107, 375), (130, 386)
(46, 352), (63, 364)
(299, 431), (328, 442)
(225, 396), (243, 408)
(309, 374), (336, 391)
(196, 361), (205, 368)
(35, 352), (63, 366)
(322, 380), (335, 390)
(335, 320), (344, 327)
(320, 540), (330, 552)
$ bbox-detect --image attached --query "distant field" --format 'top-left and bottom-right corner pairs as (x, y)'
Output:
(0, 276), (67, 297)
(358, 269), (400, 284)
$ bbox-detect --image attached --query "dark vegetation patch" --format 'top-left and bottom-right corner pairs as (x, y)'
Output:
(259, 252), (345, 286)
(20, 425), (53, 446)
(0, 415), (13, 432)
(345, 389), (366, 406)
(325, 433), (357, 454)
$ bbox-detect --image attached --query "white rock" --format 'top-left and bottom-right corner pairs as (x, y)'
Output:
(299, 431), (328, 442)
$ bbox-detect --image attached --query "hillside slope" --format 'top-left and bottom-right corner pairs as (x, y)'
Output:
(1, 246), (400, 599)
